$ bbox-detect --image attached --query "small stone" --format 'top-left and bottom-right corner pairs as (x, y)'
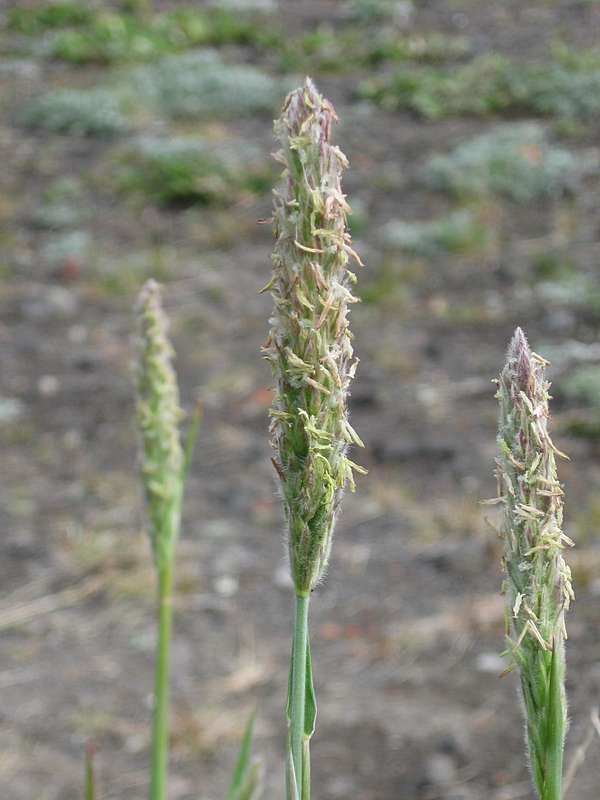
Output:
(392, 1), (415, 26)
(0, 59), (40, 79)
(68, 324), (88, 343)
(214, 575), (238, 597)
(326, 776), (355, 797)
(425, 752), (457, 785)
(0, 397), (24, 423)
(204, 519), (236, 539)
(63, 429), (82, 449)
(476, 652), (505, 673)
(546, 308), (576, 333)
(22, 286), (79, 320)
(38, 375), (60, 396)
(47, 286), (79, 317)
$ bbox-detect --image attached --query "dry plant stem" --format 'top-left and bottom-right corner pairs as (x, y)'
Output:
(494, 327), (574, 800)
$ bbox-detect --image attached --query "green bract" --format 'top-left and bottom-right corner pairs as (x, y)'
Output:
(264, 78), (365, 597)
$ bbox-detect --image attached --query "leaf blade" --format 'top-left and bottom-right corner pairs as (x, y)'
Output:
(227, 713), (262, 800)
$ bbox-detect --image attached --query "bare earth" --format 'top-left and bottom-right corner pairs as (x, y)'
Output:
(1, 1), (600, 799)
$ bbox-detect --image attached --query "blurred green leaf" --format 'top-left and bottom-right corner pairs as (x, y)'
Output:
(226, 713), (263, 800)
(85, 744), (96, 800)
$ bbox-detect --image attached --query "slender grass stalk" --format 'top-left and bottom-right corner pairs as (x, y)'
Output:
(493, 327), (574, 800)
(136, 280), (263, 800)
(150, 561), (174, 800)
(84, 743), (96, 800)
(264, 78), (365, 798)
(136, 280), (188, 800)
(289, 593), (310, 786)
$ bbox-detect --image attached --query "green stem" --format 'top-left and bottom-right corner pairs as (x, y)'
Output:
(150, 561), (174, 800)
(84, 743), (95, 800)
(543, 642), (565, 800)
(289, 593), (310, 791)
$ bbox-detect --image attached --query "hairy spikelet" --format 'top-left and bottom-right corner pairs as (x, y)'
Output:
(494, 327), (574, 799)
(136, 279), (183, 569)
(263, 78), (365, 596)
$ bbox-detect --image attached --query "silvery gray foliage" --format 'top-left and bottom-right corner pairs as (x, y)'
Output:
(425, 124), (584, 202)
(22, 88), (127, 136)
(132, 50), (281, 119)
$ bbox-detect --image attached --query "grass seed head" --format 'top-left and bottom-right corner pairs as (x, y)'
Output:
(264, 78), (365, 596)
(495, 326), (574, 796)
(136, 279), (183, 569)
(496, 326), (573, 648)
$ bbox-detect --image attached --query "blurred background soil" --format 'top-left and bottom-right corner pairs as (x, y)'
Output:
(1, 1), (600, 798)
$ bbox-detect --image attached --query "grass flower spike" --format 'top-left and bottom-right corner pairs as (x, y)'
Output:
(494, 327), (574, 800)
(136, 280), (261, 800)
(264, 78), (365, 799)
(265, 77), (365, 598)
(136, 279), (183, 571)
(136, 279), (185, 800)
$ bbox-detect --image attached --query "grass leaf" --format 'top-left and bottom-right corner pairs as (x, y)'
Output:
(303, 637), (316, 740)
(227, 713), (263, 800)
(85, 744), (95, 800)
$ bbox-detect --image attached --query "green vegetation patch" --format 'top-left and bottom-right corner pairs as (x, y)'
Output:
(531, 252), (576, 281)
(41, 229), (92, 266)
(49, 8), (279, 64)
(562, 415), (600, 442)
(539, 275), (600, 318)
(21, 88), (128, 136)
(280, 27), (468, 73)
(425, 124), (583, 202)
(116, 136), (272, 206)
(7, 1), (468, 73)
(345, 0), (414, 24)
(7, 1), (93, 33)
(91, 247), (176, 296)
(379, 210), (487, 256)
(558, 365), (600, 409)
(132, 50), (282, 119)
(208, 0), (277, 9)
(365, 32), (468, 66)
(32, 177), (85, 229)
(360, 53), (600, 119)
(358, 261), (421, 307)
